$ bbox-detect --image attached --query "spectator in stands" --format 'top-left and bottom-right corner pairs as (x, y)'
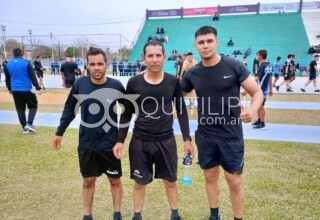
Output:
(156, 27), (160, 35)
(227, 37), (233, 47)
(244, 46), (252, 56)
(243, 56), (248, 67)
(168, 49), (178, 61)
(112, 61), (118, 76)
(138, 54), (147, 73)
(50, 62), (59, 75)
(299, 63), (307, 76)
(301, 54), (320, 92)
(276, 54), (293, 92)
(126, 61), (132, 76)
(132, 61), (137, 76)
(164, 35), (169, 43)
(147, 35), (152, 42)
(273, 56), (282, 87)
(152, 35), (159, 41)
(213, 12), (219, 21)
(160, 27), (165, 35)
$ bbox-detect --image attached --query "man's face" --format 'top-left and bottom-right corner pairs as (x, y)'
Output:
(187, 55), (193, 62)
(195, 33), (219, 60)
(86, 54), (108, 81)
(315, 56), (319, 62)
(143, 45), (165, 73)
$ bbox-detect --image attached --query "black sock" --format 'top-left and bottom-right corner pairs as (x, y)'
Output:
(171, 209), (179, 218)
(83, 214), (93, 220)
(234, 217), (242, 220)
(113, 211), (121, 218)
(210, 207), (219, 217)
(134, 212), (141, 218)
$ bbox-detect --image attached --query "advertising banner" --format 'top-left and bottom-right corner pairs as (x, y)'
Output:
(260, 3), (300, 12)
(148, 9), (182, 18)
(302, 1), (320, 10)
(220, 4), (258, 14)
(183, 7), (218, 16)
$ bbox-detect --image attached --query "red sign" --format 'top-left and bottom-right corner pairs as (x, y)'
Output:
(184, 7), (218, 16)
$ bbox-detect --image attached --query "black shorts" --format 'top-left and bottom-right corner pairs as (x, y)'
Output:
(129, 135), (177, 185)
(195, 130), (244, 174)
(78, 146), (122, 178)
(262, 97), (267, 106)
(36, 71), (43, 78)
(65, 78), (75, 88)
(309, 72), (316, 80)
(284, 73), (291, 81)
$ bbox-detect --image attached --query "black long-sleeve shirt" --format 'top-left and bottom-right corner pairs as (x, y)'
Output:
(56, 76), (125, 152)
(117, 73), (191, 143)
(34, 60), (43, 72)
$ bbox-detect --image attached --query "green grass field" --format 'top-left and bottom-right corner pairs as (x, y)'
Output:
(0, 125), (319, 219)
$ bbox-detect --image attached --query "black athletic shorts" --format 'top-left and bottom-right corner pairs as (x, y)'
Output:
(64, 78), (76, 88)
(309, 72), (316, 80)
(195, 130), (244, 174)
(262, 97), (267, 106)
(129, 135), (177, 185)
(78, 146), (122, 178)
(284, 73), (291, 81)
(36, 71), (43, 78)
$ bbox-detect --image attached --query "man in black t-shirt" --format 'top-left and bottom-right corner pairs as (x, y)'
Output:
(275, 54), (293, 92)
(53, 47), (124, 220)
(34, 56), (45, 90)
(253, 54), (259, 76)
(301, 54), (320, 92)
(114, 41), (194, 220)
(247, 50), (273, 130)
(181, 26), (263, 220)
(60, 56), (79, 89)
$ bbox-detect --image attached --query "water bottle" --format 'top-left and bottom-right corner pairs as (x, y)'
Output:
(181, 155), (192, 185)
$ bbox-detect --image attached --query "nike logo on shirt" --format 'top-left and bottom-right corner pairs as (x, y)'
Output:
(223, 75), (233, 79)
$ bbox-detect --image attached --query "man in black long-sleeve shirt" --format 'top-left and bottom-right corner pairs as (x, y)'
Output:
(113, 41), (194, 220)
(34, 55), (45, 90)
(53, 47), (124, 220)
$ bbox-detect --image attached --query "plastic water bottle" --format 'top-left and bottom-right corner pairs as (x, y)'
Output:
(181, 155), (192, 185)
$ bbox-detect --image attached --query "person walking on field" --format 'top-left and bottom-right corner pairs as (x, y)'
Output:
(301, 54), (320, 93)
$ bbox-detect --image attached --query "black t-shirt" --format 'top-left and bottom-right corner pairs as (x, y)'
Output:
(309, 60), (317, 74)
(284, 60), (292, 75)
(34, 60), (43, 72)
(60, 62), (78, 80)
(118, 73), (191, 142)
(256, 62), (272, 96)
(56, 76), (125, 151)
(181, 56), (250, 141)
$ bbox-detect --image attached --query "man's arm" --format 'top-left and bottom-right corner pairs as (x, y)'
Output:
(180, 69), (193, 93)
(240, 76), (263, 123)
(3, 65), (11, 92)
(27, 62), (41, 91)
(173, 80), (194, 159)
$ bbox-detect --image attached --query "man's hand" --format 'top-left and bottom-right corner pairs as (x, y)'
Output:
(113, 142), (124, 159)
(240, 105), (255, 123)
(37, 89), (42, 96)
(268, 90), (273, 96)
(53, 136), (63, 150)
(184, 141), (194, 160)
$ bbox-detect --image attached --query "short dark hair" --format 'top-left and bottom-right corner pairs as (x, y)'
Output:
(243, 56), (247, 59)
(258, 49), (267, 59)
(13, 48), (23, 57)
(314, 54), (320, 58)
(187, 52), (193, 56)
(86, 47), (107, 62)
(287, 54), (292, 59)
(195, 26), (217, 39)
(143, 40), (165, 55)
(277, 56), (281, 61)
(36, 55), (41, 59)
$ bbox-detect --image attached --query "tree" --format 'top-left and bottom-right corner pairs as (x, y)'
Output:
(0, 39), (20, 59)
(118, 46), (132, 61)
(64, 46), (82, 58)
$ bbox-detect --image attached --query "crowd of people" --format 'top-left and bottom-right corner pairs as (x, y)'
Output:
(2, 24), (320, 220)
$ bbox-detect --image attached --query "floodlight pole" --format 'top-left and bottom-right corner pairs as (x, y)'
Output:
(50, 32), (55, 61)
(1, 25), (7, 59)
(28, 29), (32, 59)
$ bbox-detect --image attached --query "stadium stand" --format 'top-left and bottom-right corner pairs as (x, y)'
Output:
(301, 11), (320, 46)
(129, 13), (310, 75)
